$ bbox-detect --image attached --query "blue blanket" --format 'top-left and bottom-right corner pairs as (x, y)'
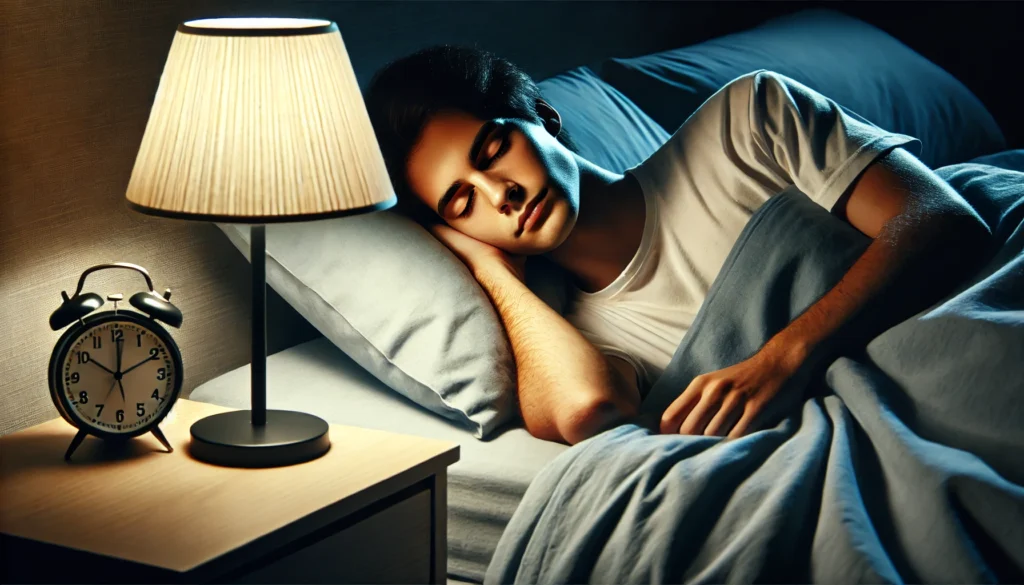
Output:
(486, 154), (1024, 584)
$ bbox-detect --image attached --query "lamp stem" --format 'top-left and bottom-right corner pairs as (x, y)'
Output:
(251, 224), (267, 426)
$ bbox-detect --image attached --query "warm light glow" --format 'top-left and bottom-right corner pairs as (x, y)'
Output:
(125, 17), (396, 221)
(183, 17), (331, 29)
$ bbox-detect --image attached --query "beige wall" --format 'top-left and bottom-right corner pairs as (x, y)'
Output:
(0, 0), (316, 436)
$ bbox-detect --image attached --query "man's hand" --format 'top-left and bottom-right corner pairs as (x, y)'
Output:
(428, 223), (527, 282)
(660, 342), (810, 438)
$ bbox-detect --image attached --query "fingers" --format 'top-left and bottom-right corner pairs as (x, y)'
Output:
(662, 379), (760, 438)
(703, 393), (745, 437)
(679, 385), (726, 435)
(727, 405), (760, 439)
(659, 377), (702, 434)
(661, 363), (782, 438)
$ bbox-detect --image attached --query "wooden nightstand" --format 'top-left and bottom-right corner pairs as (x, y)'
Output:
(0, 399), (459, 584)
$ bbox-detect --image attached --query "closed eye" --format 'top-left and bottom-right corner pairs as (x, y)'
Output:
(482, 131), (512, 170)
(458, 131), (512, 218)
(458, 186), (475, 218)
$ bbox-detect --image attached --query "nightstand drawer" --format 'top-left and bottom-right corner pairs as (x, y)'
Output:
(234, 485), (432, 584)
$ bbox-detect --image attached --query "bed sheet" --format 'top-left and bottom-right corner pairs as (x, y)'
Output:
(188, 337), (567, 583)
(486, 155), (1024, 583)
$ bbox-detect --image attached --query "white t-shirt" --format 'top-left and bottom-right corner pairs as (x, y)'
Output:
(563, 70), (921, 393)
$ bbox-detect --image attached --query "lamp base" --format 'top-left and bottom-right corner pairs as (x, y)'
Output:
(189, 410), (330, 468)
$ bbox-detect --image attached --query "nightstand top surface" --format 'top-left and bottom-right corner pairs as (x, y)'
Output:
(0, 398), (459, 572)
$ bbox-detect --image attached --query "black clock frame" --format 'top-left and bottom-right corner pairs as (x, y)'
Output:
(48, 310), (184, 454)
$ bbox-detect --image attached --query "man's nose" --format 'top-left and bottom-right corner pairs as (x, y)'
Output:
(478, 177), (521, 214)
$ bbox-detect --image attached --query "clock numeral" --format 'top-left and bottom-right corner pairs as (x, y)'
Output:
(79, 391), (89, 404)
(95, 404), (104, 417)
(76, 351), (90, 364)
(70, 372), (80, 384)
(111, 329), (124, 342)
(116, 410), (125, 423)
(156, 368), (166, 380)
(149, 347), (159, 358)
(92, 336), (102, 349)
(137, 333), (143, 347)
(136, 403), (146, 417)
(152, 389), (163, 403)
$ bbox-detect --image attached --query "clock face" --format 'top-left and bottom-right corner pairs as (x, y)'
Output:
(58, 318), (179, 435)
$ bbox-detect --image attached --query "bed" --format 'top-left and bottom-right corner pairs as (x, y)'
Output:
(189, 7), (1023, 584)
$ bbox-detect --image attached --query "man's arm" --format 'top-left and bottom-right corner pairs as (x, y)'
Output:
(661, 147), (992, 437)
(472, 262), (640, 445)
(427, 223), (640, 445)
(769, 148), (991, 358)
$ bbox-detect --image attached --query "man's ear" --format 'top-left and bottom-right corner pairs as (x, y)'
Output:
(535, 99), (562, 137)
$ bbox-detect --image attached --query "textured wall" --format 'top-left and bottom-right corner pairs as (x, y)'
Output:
(0, 0), (705, 436)
(0, 1), (321, 436)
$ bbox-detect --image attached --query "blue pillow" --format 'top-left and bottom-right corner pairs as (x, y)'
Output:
(969, 149), (1024, 171)
(600, 8), (1005, 169)
(538, 66), (669, 174)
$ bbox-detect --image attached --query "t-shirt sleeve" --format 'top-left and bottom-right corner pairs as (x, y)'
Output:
(741, 70), (922, 211)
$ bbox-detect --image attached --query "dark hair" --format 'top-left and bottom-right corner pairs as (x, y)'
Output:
(365, 45), (578, 224)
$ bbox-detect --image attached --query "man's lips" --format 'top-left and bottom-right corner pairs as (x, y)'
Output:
(517, 187), (548, 237)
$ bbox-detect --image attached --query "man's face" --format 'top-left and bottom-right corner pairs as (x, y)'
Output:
(404, 110), (580, 255)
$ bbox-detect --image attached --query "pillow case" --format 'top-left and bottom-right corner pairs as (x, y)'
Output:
(538, 66), (670, 174)
(217, 216), (516, 440)
(214, 68), (663, 439)
(600, 8), (1005, 168)
(969, 149), (1024, 171)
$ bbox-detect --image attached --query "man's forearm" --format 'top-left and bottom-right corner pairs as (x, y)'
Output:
(472, 262), (639, 443)
(766, 186), (990, 367)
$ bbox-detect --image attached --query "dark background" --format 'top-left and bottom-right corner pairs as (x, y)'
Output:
(219, 1), (1024, 147)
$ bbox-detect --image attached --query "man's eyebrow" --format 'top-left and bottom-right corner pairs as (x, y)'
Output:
(436, 120), (497, 217)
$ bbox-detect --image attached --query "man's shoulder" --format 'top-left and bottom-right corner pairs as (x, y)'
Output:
(652, 70), (773, 150)
(628, 70), (789, 191)
(712, 69), (805, 110)
(672, 70), (776, 133)
(718, 70), (802, 110)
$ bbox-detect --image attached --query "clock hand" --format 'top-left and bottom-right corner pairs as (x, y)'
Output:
(121, 354), (158, 376)
(88, 358), (116, 376)
(114, 337), (125, 402)
(102, 377), (118, 402)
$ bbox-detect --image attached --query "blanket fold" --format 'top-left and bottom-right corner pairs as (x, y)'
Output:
(486, 157), (1024, 584)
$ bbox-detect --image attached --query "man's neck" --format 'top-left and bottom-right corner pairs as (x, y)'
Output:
(545, 157), (646, 293)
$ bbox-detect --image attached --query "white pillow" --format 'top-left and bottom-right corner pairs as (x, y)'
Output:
(217, 213), (516, 439)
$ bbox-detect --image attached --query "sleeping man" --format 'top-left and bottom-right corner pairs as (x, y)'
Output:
(364, 45), (991, 446)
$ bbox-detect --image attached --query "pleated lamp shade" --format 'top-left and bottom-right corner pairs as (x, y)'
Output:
(126, 18), (396, 222)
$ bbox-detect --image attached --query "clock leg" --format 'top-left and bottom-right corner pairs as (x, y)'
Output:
(64, 428), (89, 462)
(151, 425), (174, 453)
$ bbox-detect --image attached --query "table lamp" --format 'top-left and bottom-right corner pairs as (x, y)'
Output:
(125, 17), (396, 467)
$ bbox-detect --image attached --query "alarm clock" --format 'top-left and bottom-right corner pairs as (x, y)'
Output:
(48, 262), (184, 461)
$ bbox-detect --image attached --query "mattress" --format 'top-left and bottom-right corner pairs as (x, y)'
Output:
(188, 337), (568, 583)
